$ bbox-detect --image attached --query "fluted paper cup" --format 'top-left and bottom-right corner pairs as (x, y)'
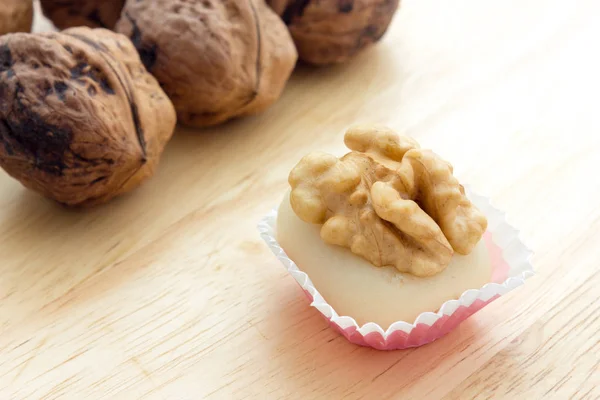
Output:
(258, 189), (534, 350)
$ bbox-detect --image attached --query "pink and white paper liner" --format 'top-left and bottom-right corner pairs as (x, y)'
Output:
(258, 189), (534, 350)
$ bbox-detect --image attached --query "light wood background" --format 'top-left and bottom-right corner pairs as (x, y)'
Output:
(0, 0), (598, 398)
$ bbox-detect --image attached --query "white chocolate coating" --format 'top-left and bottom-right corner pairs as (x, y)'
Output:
(276, 193), (492, 327)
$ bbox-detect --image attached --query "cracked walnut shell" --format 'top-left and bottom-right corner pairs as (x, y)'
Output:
(0, 0), (33, 35)
(268, 0), (400, 65)
(40, 0), (126, 30)
(115, 0), (298, 127)
(0, 27), (176, 207)
(288, 126), (488, 277)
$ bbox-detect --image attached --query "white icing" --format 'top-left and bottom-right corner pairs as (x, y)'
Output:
(276, 193), (492, 326)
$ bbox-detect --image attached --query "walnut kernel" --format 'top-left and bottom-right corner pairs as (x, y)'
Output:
(288, 126), (487, 277)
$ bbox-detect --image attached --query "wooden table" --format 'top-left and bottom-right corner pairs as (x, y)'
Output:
(1, 0), (599, 398)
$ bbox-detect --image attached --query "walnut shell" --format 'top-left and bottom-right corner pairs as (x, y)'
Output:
(40, 0), (126, 30)
(115, 0), (298, 127)
(0, 27), (176, 207)
(268, 0), (400, 65)
(0, 0), (33, 35)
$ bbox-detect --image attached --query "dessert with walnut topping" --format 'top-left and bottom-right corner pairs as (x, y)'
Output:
(277, 126), (491, 326)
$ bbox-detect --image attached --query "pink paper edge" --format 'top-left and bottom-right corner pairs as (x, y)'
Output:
(298, 232), (508, 350)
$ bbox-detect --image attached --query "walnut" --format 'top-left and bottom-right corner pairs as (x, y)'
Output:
(40, 0), (126, 30)
(115, 0), (298, 127)
(0, 0), (33, 35)
(0, 27), (176, 207)
(268, 0), (400, 65)
(288, 126), (488, 277)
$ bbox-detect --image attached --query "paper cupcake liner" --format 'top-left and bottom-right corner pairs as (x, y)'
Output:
(258, 189), (534, 350)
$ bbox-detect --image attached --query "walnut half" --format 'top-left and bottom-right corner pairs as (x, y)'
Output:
(288, 126), (488, 277)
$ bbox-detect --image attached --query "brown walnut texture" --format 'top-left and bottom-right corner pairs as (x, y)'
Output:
(115, 0), (298, 127)
(40, 0), (126, 30)
(288, 126), (488, 277)
(0, 0), (33, 35)
(0, 27), (176, 207)
(268, 0), (400, 65)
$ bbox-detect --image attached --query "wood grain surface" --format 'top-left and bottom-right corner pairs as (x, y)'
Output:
(1, 0), (599, 398)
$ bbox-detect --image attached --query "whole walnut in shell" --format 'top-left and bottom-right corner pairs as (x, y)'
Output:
(115, 0), (298, 127)
(289, 126), (488, 277)
(0, 27), (176, 207)
(40, 0), (126, 30)
(268, 0), (400, 65)
(0, 0), (33, 35)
